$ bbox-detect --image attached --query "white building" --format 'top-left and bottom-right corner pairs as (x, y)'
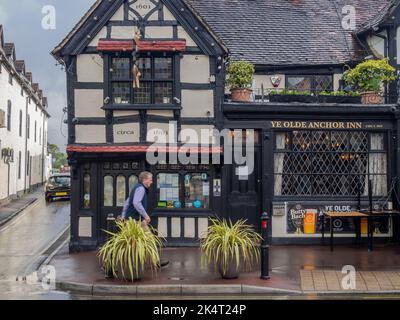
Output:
(0, 25), (50, 204)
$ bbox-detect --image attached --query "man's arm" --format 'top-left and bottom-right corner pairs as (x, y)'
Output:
(133, 186), (150, 221)
(121, 198), (129, 219)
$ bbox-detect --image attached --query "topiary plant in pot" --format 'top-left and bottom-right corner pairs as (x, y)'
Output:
(343, 59), (396, 104)
(226, 61), (255, 102)
(200, 218), (262, 279)
(98, 219), (164, 281)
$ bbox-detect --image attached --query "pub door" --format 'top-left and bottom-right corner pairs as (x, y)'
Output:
(98, 160), (143, 244)
(225, 146), (262, 230)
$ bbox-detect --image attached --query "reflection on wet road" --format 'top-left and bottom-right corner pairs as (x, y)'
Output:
(0, 198), (70, 299)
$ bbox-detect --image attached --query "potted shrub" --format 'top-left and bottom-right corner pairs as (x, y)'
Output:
(226, 61), (255, 102)
(268, 89), (317, 103)
(200, 218), (262, 279)
(343, 59), (396, 104)
(98, 219), (164, 281)
(318, 90), (361, 104)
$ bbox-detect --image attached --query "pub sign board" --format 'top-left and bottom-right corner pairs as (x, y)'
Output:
(287, 203), (389, 234)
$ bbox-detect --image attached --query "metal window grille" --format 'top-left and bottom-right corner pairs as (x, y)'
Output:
(274, 130), (387, 196)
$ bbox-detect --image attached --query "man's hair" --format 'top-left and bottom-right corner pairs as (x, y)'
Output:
(139, 171), (153, 183)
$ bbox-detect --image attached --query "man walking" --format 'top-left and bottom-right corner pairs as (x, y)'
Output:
(122, 171), (169, 267)
(122, 171), (152, 225)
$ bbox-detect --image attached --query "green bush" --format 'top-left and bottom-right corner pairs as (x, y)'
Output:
(226, 61), (255, 90)
(319, 90), (360, 97)
(98, 219), (164, 281)
(269, 89), (312, 96)
(200, 218), (261, 276)
(343, 59), (396, 92)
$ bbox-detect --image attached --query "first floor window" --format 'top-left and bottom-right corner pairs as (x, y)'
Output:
(274, 131), (387, 197)
(286, 75), (333, 94)
(111, 55), (173, 105)
(7, 100), (11, 131)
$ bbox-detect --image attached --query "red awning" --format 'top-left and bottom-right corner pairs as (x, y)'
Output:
(97, 39), (186, 52)
(67, 145), (222, 154)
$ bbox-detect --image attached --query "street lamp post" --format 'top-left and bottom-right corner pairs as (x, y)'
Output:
(260, 212), (270, 280)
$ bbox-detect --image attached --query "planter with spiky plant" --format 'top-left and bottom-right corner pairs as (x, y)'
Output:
(200, 218), (262, 279)
(98, 219), (164, 281)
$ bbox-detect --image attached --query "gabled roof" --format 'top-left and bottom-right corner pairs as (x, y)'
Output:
(52, 0), (103, 59)
(25, 72), (32, 83)
(356, 0), (400, 34)
(15, 60), (26, 74)
(4, 43), (15, 60)
(186, 0), (390, 66)
(52, 0), (227, 61)
(32, 83), (39, 93)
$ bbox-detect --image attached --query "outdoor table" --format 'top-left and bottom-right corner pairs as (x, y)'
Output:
(358, 209), (400, 251)
(322, 210), (400, 252)
(322, 211), (368, 252)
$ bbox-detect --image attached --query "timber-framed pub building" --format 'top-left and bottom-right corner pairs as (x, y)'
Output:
(52, 0), (400, 252)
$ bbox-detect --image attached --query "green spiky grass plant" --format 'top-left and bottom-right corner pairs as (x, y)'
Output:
(200, 218), (262, 277)
(98, 219), (164, 281)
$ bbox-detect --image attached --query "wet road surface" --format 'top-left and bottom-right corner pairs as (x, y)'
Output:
(0, 197), (70, 299)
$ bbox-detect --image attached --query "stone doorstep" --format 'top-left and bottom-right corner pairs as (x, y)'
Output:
(55, 281), (303, 296)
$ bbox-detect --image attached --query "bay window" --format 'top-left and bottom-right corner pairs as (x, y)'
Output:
(111, 55), (173, 105)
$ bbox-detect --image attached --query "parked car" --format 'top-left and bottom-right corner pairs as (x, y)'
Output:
(45, 174), (71, 202)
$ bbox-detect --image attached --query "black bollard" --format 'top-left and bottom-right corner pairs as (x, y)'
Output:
(260, 212), (270, 280)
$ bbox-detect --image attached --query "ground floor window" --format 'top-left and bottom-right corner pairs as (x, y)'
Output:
(274, 130), (388, 197)
(155, 164), (212, 210)
(184, 173), (210, 209)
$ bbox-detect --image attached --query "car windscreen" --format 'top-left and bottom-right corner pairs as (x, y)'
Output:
(49, 176), (71, 186)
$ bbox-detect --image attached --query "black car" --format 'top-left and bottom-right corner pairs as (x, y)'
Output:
(45, 174), (71, 202)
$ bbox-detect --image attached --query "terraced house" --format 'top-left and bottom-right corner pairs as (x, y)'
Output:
(0, 25), (50, 204)
(53, 0), (400, 252)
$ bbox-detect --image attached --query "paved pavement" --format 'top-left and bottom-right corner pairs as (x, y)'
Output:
(49, 244), (400, 297)
(0, 189), (43, 226)
(301, 270), (400, 292)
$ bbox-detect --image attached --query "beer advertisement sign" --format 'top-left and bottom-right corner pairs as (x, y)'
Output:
(287, 203), (389, 234)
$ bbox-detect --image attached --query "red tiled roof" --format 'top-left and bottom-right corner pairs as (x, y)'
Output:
(67, 145), (223, 154)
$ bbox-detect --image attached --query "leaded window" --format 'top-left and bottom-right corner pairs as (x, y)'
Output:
(274, 131), (387, 197)
(286, 75), (333, 94)
(111, 55), (173, 105)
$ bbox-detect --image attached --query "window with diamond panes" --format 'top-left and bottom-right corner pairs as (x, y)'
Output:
(111, 56), (173, 105)
(286, 75), (333, 94)
(274, 131), (387, 197)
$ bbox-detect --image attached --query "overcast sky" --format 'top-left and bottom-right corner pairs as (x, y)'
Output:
(0, 0), (97, 152)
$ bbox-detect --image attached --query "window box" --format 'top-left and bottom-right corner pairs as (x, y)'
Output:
(269, 94), (317, 103)
(317, 95), (361, 104)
